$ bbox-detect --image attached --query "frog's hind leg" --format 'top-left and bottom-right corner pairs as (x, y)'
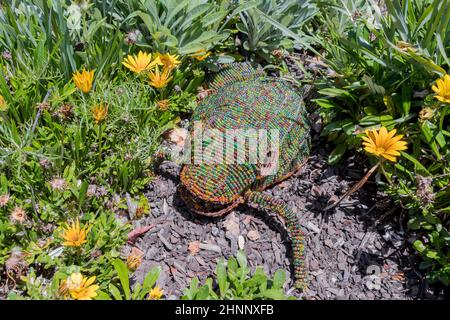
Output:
(244, 190), (307, 290)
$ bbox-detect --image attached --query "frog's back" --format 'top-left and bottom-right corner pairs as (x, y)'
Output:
(189, 63), (310, 190)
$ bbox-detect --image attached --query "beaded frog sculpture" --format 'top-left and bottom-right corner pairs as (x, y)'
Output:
(179, 62), (310, 289)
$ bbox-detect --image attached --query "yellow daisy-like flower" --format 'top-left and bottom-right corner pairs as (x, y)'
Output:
(432, 74), (450, 104)
(60, 219), (90, 247)
(126, 247), (143, 271)
(91, 103), (108, 124)
(122, 51), (158, 74)
(156, 99), (170, 111)
(191, 49), (211, 61)
(148, 67), (173, 89)
(0, 95), (8, 112)
(154, 53), (181, 70)
(362, 127), (408, 162)
(60, 273), (99, 300)
(73, 69), (94, 93)
(148, 286), (164, 300)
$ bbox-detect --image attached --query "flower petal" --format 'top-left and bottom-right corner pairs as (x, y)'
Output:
(382, 153), (397, 162)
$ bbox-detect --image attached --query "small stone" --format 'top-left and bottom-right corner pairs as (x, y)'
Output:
(170, 235), (179, 244)
(311, 185), (323, 197)
(309, 259), (319, 271)
(223, 212), (240, 237)
(366, 291), (375, 299)
(211, 227), (219, 236)
(306, 222), (320, 233)
(195, 255), (206, 266)
(188, 241), (200, 255)
(199, 243), (222, 253)
(247, 230), (260, 241)
(325, 239), (334, 248)
(158, 233), (173, 251)
(238, 235), (245, 250)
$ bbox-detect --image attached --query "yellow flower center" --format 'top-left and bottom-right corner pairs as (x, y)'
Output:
(374, 146), (385, 155)
(69, 233), (81, 242)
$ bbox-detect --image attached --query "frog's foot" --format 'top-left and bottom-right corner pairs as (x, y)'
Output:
(244, 190), (308, 291)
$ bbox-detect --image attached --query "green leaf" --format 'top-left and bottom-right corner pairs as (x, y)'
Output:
(425, 250), (439, 260)
(195, 285), (210, 300)
(362, 75), (385, 96)
(112, 259), (130, 300)
(407, 217), (421, 230)
(313, 98), (336, 109)
(255, 8), (318, 55)
(261, 288), (287, 300)
(132, 283), (142, 300)
(328, 143), (347, 165)
(272, 269), (286, 290)
(401, 84), (411, 115)
(400, 151), (431, 175)
(318, 88), (354, 99)
(420, 121), (442, 159)
(95, 290), (112, 300)
(78, 180), (88, 208)
(413, 240), (426, 253)
(108, 283), (123, 300)
(236, 250), (248, 268)
(216, 260), (227, 298)
(141, 266), (161, 299)
(244, 267), (267, 289)
(406, 48), (446, 76)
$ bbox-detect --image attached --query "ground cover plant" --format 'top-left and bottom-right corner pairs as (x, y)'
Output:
(0, 0), (449, 300)
(312, 0), (450, 286)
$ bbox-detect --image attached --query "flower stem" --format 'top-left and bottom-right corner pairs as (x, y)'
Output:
(380, 162), (392, 184)
(96, 123), (103, 167)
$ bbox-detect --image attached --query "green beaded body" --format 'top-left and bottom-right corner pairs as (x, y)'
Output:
(180, 63), (310, 289)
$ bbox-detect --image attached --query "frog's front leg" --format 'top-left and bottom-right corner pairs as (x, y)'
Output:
(244, 190), (307, 290)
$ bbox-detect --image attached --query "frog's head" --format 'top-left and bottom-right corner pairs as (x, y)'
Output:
(179, 163), (257, 216)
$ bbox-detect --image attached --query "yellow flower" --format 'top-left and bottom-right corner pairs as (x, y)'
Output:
(122, 51), (158, 74)
(0, 95), (8, 112)
(73, 69), (94, 93)
(148, 286), (164, 300)
(148, 66), (173, 89)
(126, 247), (143, 271)
(60, 273), (99, 300)
(396, 41), (415, 52)
(60, 219), (90, 247)
(91, 103), (108, 124)
(432, 74), (450, 104)
(191, 49), (211, 61)
(156, 99), (170, 111)
(362, 127), (408, 162)
(154, 53), (181, 70)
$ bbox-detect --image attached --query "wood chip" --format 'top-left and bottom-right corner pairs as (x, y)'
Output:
(223, 212), (240, 236)
(158, 232), (173, 251)
(238, 235), (245, 250)
(247, 230), (260, 241)
(188, 241), (200, 255)
(306, 222), (321, 234)
(127, 224), (154, 243)
(199, 243), (222, 253)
